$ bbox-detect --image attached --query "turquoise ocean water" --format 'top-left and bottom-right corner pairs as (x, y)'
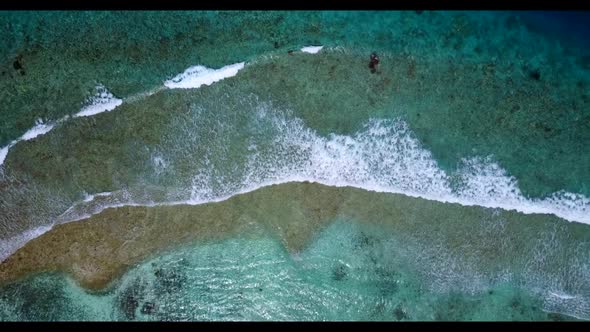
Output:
(0, 11), (589, 321)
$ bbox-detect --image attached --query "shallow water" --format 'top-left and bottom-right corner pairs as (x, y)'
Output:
(0, 216), (584, 321)
(0, 11), (589, 321)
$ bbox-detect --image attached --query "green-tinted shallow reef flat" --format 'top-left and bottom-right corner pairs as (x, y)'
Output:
(0, 11), (589, 321)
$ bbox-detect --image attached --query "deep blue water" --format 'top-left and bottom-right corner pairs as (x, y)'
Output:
(519, 11), (590, 53)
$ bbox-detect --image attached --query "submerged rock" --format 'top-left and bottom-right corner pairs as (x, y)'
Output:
(393, 305), (408, 320)
(529, 69), (541, 81)
(369, 52), (380, 73)
(331, 264), (348, 281)
(141, 302), (157, 315)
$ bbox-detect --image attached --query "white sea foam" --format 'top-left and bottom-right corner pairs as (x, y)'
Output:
(0, 119), (54, 166)
(0, 224), (53, 262)
(301, 46), (324, 54)
(151, 154), (169, 176)
(544, 290), (590, 320)
(54, 109), (590, 226)
(82, 192), (112, 203)
(164, 62), (246, 89)
(21, 121), (55, 141)
(549, 291), (577, 300)
(74, 85), (123, 118)
(1, 85), (123, 167)
(0, 144), (12, 166)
